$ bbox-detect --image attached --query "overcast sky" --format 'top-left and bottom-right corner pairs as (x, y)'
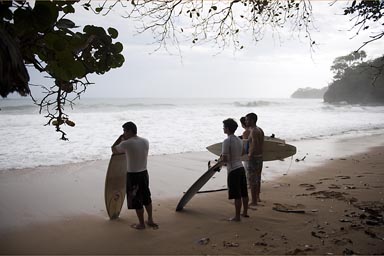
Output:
(26, 1), (383, 99)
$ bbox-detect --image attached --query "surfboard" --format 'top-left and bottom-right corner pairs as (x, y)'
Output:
(105, 153), (126, 219)
(176, 161), (222, 211)
(206, 136), (296, 161)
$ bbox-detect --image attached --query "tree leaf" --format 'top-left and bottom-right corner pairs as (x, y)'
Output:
(53, 37), (68, 51)
(108, 27), (118, 39)
(63, 5), (75, 14)
(113, 42), (123, 53)
(56, 18), (76, 29)
(33, 1), (59, 31)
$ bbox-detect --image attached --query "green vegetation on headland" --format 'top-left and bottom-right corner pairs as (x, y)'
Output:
(324, 53), (384, 105)
(291, 87), (328, 99)
(292, 52), (384, 105)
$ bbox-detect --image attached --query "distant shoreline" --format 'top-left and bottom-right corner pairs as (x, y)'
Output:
(2, 128), (384, 172)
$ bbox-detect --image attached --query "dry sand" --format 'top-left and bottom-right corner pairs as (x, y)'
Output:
(1, 134), (384, 254)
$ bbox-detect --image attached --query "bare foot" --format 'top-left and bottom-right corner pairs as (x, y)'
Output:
(241, 213), (250, 218)
(131, 223), (145, 230)
(228, 217), (240, 222)
(249, 203), (258, 210)
(146, 221), (159, 230)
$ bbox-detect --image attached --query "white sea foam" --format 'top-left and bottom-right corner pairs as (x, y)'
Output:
(1, 98), (384, 170)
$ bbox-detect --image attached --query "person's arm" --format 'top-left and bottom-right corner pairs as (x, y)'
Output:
(111, 135), (124, 154)
(221, 139), (229, 163)
(241, 139), (248, 156)
(248, 129), (260, 158)
(221, 154), (229, 163)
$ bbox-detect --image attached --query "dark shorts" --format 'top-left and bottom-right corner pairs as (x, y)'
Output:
(126, 170), (152, 210)
(227, 167), (248, 200)
(247, 157), (263, 186)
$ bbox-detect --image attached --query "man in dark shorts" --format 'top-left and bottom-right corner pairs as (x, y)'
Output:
(220, 118), (249, 221)
(112, 121), (158, 230)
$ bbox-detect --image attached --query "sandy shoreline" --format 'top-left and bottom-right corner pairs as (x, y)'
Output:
(1, 134), (384, 254)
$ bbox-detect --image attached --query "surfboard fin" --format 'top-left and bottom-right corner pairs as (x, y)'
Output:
(213, 166), (221, 172)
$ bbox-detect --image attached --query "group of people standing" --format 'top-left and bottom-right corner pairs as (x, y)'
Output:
(220, 112), (264, 222)
(111, 112), (264, 229)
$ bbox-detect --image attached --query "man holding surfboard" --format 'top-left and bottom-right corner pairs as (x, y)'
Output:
(112, 121), (158, 230)
(220, 118), (249, 221)
(245, 113), (265, 207)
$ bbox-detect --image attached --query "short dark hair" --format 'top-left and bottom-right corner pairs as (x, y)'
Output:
(246, 113), (258, 123)
(240, 116), (246, 126)
(122, 121), (137, 135)
(223, 118), (238, 134)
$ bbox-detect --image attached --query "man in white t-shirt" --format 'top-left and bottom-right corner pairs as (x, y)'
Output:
(112, 121), (158, 230)
(220, 118), (249, 221)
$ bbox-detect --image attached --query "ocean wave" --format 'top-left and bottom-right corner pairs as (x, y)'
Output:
(72, 102), (176, 113)
(0, 104), (37, 114)
(290, 126), (384, 142)
(2, 98), (384, 170)
(234, 100), (278, 107)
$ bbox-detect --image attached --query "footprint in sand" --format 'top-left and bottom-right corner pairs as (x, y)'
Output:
(336, 175), (351, 180)
(319, 177), (334, 181)
(299, 183), (316, 191)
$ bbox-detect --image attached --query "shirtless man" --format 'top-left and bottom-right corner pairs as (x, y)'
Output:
(245, 113), (265, 207)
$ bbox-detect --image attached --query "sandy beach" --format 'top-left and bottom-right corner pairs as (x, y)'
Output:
(1, 133), (384, 255)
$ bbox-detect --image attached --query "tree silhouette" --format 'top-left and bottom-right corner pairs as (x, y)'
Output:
(0, 1), (124, 139)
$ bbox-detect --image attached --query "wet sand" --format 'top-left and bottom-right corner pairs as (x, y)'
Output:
(0, 134), (384, 254)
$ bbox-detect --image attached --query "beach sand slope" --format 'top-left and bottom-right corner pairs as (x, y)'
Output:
(0, 144), (384, 254)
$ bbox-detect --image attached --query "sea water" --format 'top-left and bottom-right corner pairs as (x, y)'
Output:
(1, 97), (384, 170)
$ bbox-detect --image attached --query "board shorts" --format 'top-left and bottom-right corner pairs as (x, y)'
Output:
(247, 156), (263, 187)
(126, 170), (152, 210)
(227, 167), (248, 200)
(243, 161), (249, 182)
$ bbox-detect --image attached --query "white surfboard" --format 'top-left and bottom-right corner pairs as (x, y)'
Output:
(105, 153), (126, 219)
(206, 137), (296, 161)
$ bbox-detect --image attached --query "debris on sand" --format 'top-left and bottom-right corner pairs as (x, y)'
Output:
(253, 242), (268, 246)
(223, 241), (239, 248)
(311, 231), (328, 239)
(336, 175), (350, 179)
(328, 184), (341, 189)
(332, 238), (353, 246)
(364, 229), (383, 239)
(273, 203), (306, 214)
(310, 190), (352, 202)
(295, 155), (307, 162)
(287, 246), (314, 255)
(343, 248), (355, 255)
(353, 201), (384, 226)
(197, 237), (210, 245)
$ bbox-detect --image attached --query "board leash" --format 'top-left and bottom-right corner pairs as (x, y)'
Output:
(284, 155), (294, 176)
